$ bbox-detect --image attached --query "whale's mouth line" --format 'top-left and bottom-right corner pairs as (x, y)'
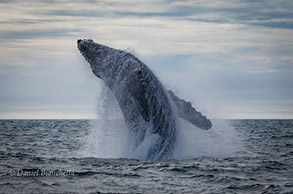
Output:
(80, 51), (90, 64)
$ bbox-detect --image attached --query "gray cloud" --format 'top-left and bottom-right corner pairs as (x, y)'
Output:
(0, 29), (82, 40)
(174, 1), (293, 29)
(4, 0), (293, 29)
(0, 18), (67, 25)
(112, 1), (293, 29)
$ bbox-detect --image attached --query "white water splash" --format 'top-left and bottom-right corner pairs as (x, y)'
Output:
(174, 119), (242, 159)
(78, 83), (130, 158)
(79, 84), (242, 159)
(79, 83), (163, 159)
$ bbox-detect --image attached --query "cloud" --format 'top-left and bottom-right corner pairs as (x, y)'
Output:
(0, 0), (293, 119)
(168, 1), (293, 29)
(0, 29), (82, 40)
(3, 0), (291, 30)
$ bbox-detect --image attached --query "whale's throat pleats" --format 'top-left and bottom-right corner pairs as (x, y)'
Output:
(126, 70), (151, 122)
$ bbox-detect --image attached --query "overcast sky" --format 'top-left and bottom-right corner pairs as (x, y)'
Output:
(0, 0), (293, 119)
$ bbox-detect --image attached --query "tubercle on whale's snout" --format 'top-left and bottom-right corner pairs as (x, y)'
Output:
(77, 39), (94, 52)
(77, 39), (94, 44)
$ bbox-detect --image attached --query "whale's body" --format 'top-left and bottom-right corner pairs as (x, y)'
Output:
(77, 39), (212, 159)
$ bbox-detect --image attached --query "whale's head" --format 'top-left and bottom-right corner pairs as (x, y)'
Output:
(77, 39), (118, 79)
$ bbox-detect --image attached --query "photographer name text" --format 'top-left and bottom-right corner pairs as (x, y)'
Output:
(4, 169), (74, 177)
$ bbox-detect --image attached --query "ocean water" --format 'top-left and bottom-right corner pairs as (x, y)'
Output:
(0, 119), (292, 193)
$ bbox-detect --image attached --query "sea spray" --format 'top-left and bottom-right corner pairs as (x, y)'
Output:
(174, 119), (242, 159)
(78, 76), (241, 159)
(79, 84), (242, 160)
(79, 83), (131, 158)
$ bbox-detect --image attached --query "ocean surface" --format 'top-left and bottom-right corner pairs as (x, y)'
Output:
(0, 119), (292, 193)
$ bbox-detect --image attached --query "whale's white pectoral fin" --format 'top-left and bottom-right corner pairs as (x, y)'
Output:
(127, 70), (151, 122)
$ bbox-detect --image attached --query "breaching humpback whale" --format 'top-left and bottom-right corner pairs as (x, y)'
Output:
(77, 39), (212, 159)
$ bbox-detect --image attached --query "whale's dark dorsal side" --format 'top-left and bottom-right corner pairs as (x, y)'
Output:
(77, 39), (212, 159)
